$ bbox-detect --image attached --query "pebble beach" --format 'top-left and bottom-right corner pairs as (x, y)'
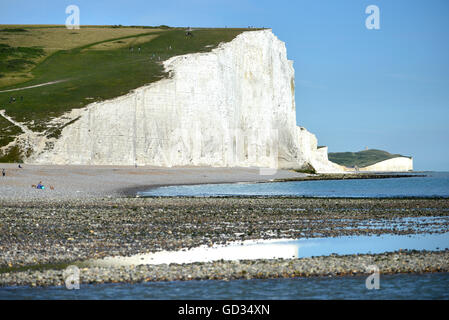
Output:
(0, 165), (448, 287)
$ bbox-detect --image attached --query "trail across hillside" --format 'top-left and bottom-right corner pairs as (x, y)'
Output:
(0, 109), (34, 134)
(0, 79), (68, 93)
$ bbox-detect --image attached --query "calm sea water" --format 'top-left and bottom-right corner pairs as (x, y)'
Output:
(138, 172), (449, 198)
(1, 273), (448, 300)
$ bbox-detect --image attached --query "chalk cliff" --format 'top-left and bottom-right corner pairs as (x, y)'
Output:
(29, 30), (342, 173)
(360, 157), (413, 172)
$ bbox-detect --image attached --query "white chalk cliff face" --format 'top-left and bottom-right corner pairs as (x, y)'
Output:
(360, 157), (413, 172)
(30, 30), (341, 173)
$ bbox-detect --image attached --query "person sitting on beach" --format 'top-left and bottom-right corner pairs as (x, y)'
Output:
(2, 169), (5, 177)
(36, 181), (45, 190)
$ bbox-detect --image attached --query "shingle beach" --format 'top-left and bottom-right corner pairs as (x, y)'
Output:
(0, 165), (448, 287)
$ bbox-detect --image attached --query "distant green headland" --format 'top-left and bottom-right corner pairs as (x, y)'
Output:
(328, 149), (412, 168)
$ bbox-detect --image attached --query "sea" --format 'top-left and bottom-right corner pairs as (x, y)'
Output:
(1, 172), (449, 300)
(1, 273), (448, 300)
(137, 171), (449, 198)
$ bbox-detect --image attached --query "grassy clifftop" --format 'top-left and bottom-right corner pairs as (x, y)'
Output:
(328, 149), (411, 168)
(0, 25), (256, 162)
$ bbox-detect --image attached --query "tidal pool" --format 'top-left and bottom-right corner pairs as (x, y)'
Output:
(88, 232), (449, 267)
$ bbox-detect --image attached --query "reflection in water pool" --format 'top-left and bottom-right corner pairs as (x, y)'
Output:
(88, 232), (449, 267)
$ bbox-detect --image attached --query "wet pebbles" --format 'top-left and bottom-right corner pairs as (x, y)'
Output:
(1, 197), (448, 287)
(1, 250), (448, 287)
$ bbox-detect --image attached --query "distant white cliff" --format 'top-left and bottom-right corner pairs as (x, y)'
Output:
(360, 157), (413, 172)
(29, 30), (342, 173)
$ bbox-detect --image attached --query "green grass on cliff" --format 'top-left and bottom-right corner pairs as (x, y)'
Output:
(0, 25), (256, 162)
(328, 149), (411, 168)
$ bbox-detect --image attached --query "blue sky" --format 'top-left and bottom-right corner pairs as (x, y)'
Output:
(1, 0), (448, 170)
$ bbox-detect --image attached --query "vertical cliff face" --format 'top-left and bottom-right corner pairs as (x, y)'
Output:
(30, 30), (341, 172)
(360, 157), (413, 172)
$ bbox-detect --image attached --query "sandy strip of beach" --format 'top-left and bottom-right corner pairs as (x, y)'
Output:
(0, 164), (307, 199)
